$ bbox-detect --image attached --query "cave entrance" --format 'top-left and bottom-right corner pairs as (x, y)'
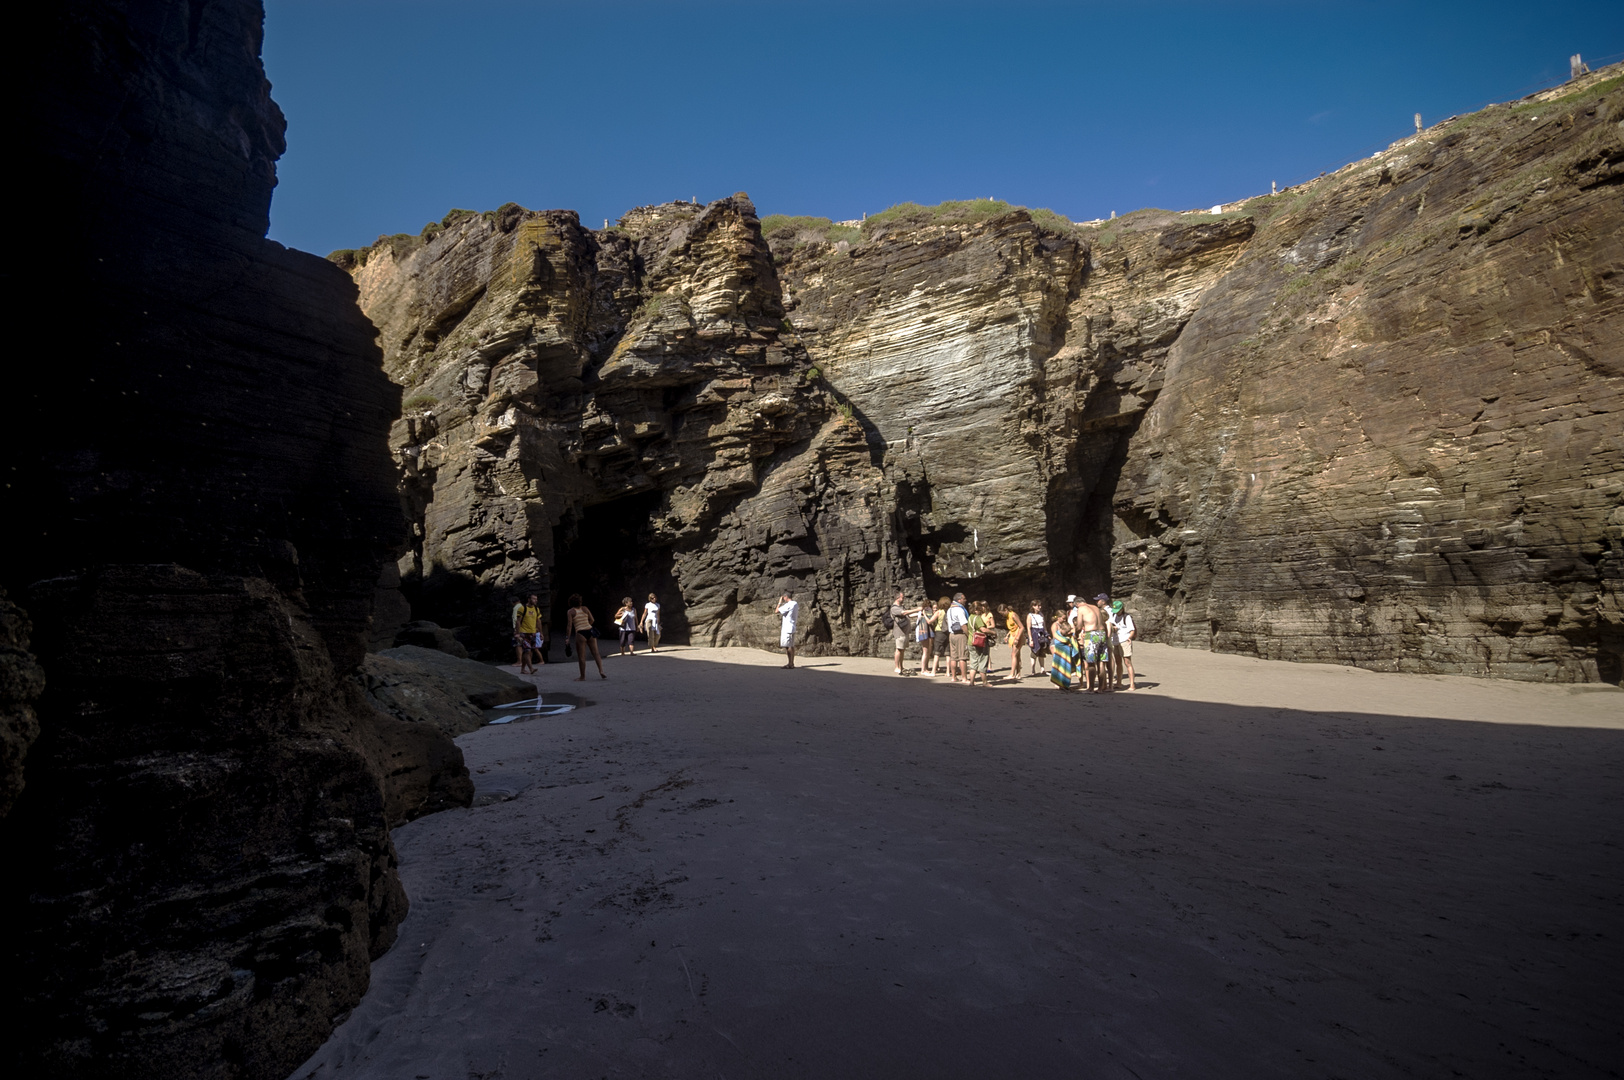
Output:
(550, 491), (685, 645)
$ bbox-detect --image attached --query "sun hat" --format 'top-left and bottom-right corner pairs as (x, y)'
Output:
(1066, 594), (1078, 603)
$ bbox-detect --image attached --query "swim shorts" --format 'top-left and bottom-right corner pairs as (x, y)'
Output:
(1083, 630), (1107, 663)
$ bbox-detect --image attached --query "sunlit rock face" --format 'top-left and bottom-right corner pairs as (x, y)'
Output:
(6, 2), (470, 1077)
(347, 197), (912, 655)
(353, 71), (1621, 683)
(1109, 74), (1624, 682)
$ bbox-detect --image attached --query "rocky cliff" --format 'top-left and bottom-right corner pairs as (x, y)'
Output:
(346, 197), (912, 654)
(354, 68), (1621, 682)
(4, 3), (470, 1077)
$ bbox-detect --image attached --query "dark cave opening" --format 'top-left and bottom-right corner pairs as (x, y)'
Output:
(550, 491), (686, 646)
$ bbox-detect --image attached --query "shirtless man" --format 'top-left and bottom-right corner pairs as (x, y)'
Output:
(1075, 594), (1109, 693)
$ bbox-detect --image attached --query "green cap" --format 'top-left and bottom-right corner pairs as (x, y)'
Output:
(1110, 601), (1124, 613)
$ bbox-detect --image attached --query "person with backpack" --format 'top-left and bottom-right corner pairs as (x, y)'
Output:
(887, 590), (922, 675)
(512, 592), (544, 674)
(945, 593), (971, 684)
(1108, 600), (1137, 690)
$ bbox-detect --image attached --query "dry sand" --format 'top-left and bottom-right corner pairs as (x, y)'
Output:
(291, 643), (1623, 1079)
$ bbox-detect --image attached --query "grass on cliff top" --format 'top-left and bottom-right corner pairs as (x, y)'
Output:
(328, 208), (494, 267)
(760, 215), (864, 247)
(861, 199), (1074, 236)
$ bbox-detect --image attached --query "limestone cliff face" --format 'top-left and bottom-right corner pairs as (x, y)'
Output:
(6, 2), (469, 1077)
(1109, 71), (1624, 682)
(347, 198), (910, 653)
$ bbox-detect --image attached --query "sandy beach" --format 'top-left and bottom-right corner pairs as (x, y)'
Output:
(290, 644), (1623, 1080)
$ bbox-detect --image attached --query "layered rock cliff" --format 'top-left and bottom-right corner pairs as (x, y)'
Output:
(347, 198), (911, 653)
(5, 3), (470, 1077)
(353, 68), (1621, 682)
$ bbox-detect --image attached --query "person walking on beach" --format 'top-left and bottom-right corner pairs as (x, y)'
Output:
(946, 593), (970, 684)
(1026, 599), (1050, 676)
(1109, 600), (1137, 690)
(776, 591), (799, 668)
(890, 590), (922, 675)
(999, 603), (1024, 682)
(512, 593), (543, 674)
(967, 601), (995, 687)
(614, 596), (638, 656)
(639, 593), (662, 653)
(565, 593), (606, 680)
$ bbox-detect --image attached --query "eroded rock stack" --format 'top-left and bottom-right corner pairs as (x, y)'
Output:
(347, 198), (913, 654)
(5, 3), (470, 1077)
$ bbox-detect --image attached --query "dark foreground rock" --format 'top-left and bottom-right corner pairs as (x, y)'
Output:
(0, 591), (44, 820)
(3, 2), (470, 1077)
(363, 646), (536, 736)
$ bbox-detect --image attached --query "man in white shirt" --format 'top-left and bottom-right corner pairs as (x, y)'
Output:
(1108, 600), (1137, 690)
(945, 592), (970, 683)
(639, 593), (662, 653)
(776, 591), (799, 668)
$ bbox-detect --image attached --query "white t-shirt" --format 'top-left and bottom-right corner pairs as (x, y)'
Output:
(642, 601), (661, 632)
(777, 599), (799, 633)
(1027, 611), (1046, 637)
(946, 603), (969, 633)
(1112, 612), (1135, 643)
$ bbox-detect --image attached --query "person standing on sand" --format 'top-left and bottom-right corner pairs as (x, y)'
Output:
(928, 597), (951, 676)
(1026, 599), (1050, 676)
(513, 593), (544, 674)
(639, 593), (662, 653)
(776, 591), (799, 668)
(1109, 600), (1137, 690)
(1077, 595), (1109, 693)
(1048, 608), (1080, 690)
(565, 593), (606, 680)
(945, 592), (970, 684)
(614, 597), (638, 656)
(967, 601), (994, 687)
(890, 590), (922, 675)
(999, 603), (1024, 682)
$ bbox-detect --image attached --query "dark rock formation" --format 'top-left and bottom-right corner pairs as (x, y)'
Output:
(347, 198), (913, 654)
(5, 2), (470, 1077)
(363, 645), (536, 737)
(0, 591), (45, 820)
(352, 70), (1621, 682)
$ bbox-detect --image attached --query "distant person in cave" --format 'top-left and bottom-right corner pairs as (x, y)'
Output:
(615, 597), (638, 656)
(776, 591), (799, 668)
(513, 592), (544, 674)
(640, 593), (662, 653)
(565, 593), (606, 680)
(890, 590), (922, 675)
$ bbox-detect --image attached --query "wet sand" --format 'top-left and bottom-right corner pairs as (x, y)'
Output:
(291, 644), (1624, 1079)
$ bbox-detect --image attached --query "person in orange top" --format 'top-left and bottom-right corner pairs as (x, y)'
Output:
(993, 600), (1019, 678)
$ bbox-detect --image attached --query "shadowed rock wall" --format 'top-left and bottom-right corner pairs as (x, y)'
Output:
(4, 2), (470, 1077)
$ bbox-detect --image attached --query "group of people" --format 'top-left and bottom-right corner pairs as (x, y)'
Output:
(509, 592), (663, 682)
(886, 590), (1136, 692)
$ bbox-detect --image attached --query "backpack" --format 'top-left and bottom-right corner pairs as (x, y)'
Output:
(881, 608), (895, 631)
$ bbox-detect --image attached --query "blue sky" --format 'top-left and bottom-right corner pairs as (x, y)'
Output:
(263, 1), (1623, 256)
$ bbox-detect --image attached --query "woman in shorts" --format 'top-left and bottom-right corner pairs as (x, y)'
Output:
(565, 593), (606, 681)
